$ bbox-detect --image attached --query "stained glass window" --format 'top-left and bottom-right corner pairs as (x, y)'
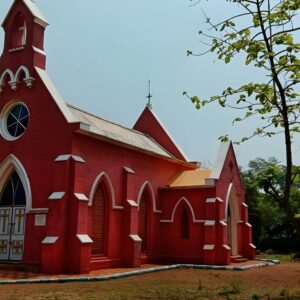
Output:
(6, 105), (29, 138)
(0, 171), (26, 206)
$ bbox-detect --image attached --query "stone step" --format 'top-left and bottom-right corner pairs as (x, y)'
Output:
(231, 255), (248, 263)
(90, 256), (121, 270)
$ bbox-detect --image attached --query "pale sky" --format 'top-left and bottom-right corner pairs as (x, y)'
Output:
(0, 0), (299, 168)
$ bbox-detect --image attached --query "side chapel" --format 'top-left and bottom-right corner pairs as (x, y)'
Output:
(0, 0), (255, 274)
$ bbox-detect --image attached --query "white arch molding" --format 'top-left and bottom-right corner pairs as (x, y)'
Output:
(160, 197), (203, 223)
(0, 66), (34, 92)
(137, 181), (161, 213)
(225, 183), (240, 256)
(89, 171), (123, 210)
(0, 154), (32, 212)
(15, 65), (30, 82)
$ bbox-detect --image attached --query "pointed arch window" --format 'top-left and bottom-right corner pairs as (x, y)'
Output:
(11, 12), (27, 48)
(180, 209), (189, 240)
(0, 171), (26, 206)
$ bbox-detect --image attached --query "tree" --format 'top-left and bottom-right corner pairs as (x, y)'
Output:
(242, 157), (300, 251)
(185, 0), (300, 239)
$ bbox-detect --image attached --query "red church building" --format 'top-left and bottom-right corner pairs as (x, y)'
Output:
(0, 0), (255, 274)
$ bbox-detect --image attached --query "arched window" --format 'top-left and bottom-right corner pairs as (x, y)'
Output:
(11, 12), (27, 48)
(0, 171), (26, 206)
(91, 181), (107, 256)
(180, 209), (189, 240)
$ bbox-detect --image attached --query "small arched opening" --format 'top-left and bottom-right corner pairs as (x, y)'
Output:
(10, 12), (27, 48)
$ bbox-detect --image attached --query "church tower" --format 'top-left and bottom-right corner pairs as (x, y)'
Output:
(0, 0), (48, 94)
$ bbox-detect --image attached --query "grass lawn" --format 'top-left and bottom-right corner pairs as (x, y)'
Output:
(0, 261), (299, 300)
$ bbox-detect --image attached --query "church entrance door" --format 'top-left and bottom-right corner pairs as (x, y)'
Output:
(0, 171), (26, 261)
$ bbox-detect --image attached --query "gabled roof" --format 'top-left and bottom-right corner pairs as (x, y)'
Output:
(68, 104), (175, 159)
(2, 0), (48, 27)
(133, 107), (188, 161)
(35, 68), (195, 163)
(166, 169), (212, 188)
(208, 141), (231, 180)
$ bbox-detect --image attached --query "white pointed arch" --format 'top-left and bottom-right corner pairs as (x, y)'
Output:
(160, 197), (203, 223)
(89, 171), (123, 209)
(225, 183), (240, 255)
(225, 183), (240, 221)
(0, 69), (14, 85)
(15, 65), (30, 82)
(137, 181), (161, 213)
(0, 154), (32, 212)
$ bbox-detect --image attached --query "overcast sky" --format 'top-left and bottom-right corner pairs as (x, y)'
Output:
(0, 0), (299, 168)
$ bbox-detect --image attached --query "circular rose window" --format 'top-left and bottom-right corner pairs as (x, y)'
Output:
(0, 103), (29, 140)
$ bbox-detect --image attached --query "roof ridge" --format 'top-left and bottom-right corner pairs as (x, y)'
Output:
(66, 103), (176, 158)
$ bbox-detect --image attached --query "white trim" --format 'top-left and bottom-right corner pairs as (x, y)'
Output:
(246, 222), (252, 228)
(204, 220), (215, 226)
(220, 220), (227, 226)
(32, 46), (45, 55)
(129, 234), (142, 242)
(8, 47), (25, 53)
(79, 122), (90, 131)
(141, 108), (189, 161)
(124, 166), (135, 174)
(35, 67), (77, 123)
(137, 181), (161, 213)
(203, 244), (215, 250)
(0, 69), (14, 85)
(89, 171), (123, 210)
(127, 199), (138, 207)
(206, 198), (216, 203)
(28, 208), (49, 214)
(0, 101), (30, 141)
(249, 243), (256, 249)
(209, 141), (231, 180)
(242, 203), (248, 207)
(205, 178), (216, 186)
(225, 183), (240, 256)
(0, 154), (32, 212)
(223, 244), (231, 250)
(72, 155), (85, 163)
(42, 236), (59, 244)
(15, 65), (30, 82)
(74, 193), (89, 201)
(54, 154), (85, 163)
(160, 197), (204, 223)
(48, 192), (65, 200)
(76, 234), (93, 244)
(34, 17), (48, 28)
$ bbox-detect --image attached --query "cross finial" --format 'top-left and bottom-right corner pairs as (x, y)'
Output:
(146, 80), (153, 110)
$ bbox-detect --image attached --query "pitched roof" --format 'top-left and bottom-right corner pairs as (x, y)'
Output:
(68, 104), (174, 159)
(2, 0), (48, 27)
(35, 70), (194, 164)
(208, 141), (231, 180)
(166, 169), (212, 188)
(134, 107), (188, 161)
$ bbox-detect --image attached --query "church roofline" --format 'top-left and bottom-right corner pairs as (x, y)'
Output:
(208, 141), (231, 180)
(2, 0), (49, 28)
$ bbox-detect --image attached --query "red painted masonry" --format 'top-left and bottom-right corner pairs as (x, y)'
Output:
(0, 0), (255, 274)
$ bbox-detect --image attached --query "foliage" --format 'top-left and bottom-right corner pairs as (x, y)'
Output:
(185, 0), (300, 239)
(242, 157), (300, 251)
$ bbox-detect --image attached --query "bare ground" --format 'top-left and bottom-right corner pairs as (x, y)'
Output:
(0, 262), (299, 300)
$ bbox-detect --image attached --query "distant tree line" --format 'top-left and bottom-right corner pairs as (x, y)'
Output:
(242, 157), (300, 252)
